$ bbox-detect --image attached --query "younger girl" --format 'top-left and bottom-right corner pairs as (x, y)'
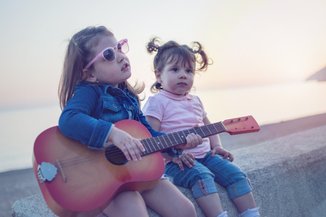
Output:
(143, 38), (260, 217)
(58, 26), (201, 217)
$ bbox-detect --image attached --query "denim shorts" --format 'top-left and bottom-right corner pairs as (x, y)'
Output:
(165, 152), (252, 199)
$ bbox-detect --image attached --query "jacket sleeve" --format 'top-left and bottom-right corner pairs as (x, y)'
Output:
(58, 85), (112, 149)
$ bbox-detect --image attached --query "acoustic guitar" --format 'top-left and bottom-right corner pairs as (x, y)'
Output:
(33, 115), (260, 216)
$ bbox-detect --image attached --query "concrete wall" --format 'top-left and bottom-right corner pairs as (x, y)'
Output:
(12, 125), (326, 217)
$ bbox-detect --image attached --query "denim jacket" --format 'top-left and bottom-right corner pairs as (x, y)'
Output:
(58, 81), (163, 149)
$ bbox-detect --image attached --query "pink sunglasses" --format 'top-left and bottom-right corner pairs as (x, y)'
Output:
(83, 39), (129, 71)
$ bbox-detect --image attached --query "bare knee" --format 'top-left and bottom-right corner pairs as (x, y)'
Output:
(103, 191), (148, 217)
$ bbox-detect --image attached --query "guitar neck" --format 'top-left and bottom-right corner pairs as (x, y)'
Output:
(141, 122), (226, 156)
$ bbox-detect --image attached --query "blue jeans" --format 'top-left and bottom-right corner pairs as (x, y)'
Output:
(165, 152), (252, 200)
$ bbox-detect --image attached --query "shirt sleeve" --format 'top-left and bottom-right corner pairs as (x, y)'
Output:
(142, 95), (164, 121)
(137, 110), (165, 137)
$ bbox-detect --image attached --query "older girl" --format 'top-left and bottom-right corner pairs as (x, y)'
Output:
(58, 26), (201, 217)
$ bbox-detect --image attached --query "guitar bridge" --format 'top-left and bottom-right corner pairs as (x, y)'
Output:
(37, 162), (58, 183)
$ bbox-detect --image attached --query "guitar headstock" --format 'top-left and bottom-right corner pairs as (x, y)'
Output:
(222, 115), (260, 135)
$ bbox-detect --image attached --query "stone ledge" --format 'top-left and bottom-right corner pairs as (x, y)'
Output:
(12, 126), (326, 217)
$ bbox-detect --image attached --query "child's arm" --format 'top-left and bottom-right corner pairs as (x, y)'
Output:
(203, 117), (234, 162)
(59, 85), (112, 149)
(145, 115), (198, 170)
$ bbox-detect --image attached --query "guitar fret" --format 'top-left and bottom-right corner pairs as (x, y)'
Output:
(155, 136), (164, 150)
(180, 131), (187, 144)
(157, 136), (166, 150)
(172, 132), (183, 144)
(200, 126), (210, 137)
(187, 128), (195, 135)
(142, 139), (153, 154)
(168, 133), (177, 146)
(207, 124), (215, 135)
(160, 135), (169, 149)
(205, 124), (214, 134)
(212, 123), (225, 134)
(140, 122), (226, 156)
(198, 126), (206, 137)
(148, 137), (159, 153)
(165, 135), (175, 148)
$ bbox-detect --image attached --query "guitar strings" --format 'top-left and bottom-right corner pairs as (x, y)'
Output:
(55, 124), (222, 168)
(48, 121), (242, 176)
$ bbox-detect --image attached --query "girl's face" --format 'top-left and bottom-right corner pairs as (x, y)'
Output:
(157, 60), (195, 95)
(86, 36), (131, 86)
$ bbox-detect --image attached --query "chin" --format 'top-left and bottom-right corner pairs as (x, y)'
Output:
(125, 71), (132, 79)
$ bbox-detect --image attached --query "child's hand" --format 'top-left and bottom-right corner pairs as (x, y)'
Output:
(107, 126), (145, 161)
(177, 133), (203, 150)
(211, 146), (234, 162)
(172, 153), (195, 170)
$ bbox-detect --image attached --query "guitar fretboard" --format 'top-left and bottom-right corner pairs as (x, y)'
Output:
(141, 122), (225, 156)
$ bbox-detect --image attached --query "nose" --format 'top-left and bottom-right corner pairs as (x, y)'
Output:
(179, 70), (187, 78)
(116, 51), (125, 63)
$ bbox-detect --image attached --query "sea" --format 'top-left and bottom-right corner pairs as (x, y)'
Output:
(0, 81), (325, 173)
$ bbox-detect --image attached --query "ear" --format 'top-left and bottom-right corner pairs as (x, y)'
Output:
(155, 70), (162, 83)
(83, 70), (97, 82)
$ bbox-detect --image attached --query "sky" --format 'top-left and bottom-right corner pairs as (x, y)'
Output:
(1, 0), (326, 109)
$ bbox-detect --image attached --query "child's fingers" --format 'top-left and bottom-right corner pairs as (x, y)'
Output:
(185, 133), (202, 148)
(119, 144), (132, 161)
(228, 153), (234, 162)
(135, 140), (145, 152)
(177, 161), (184, 170)
(223, 152), (234, 162)
(172, 158), (184, 170)
(122, 141), (143, 161)
(180, 154), (195, 168)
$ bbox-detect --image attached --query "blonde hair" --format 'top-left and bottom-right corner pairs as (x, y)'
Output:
(58, 26), (143, 109)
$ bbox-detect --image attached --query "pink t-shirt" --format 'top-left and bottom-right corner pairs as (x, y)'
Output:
(142, 90), (211, 158)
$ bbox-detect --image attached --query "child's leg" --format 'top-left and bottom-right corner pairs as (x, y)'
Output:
(102, 191), (149, 217)
(142, 179), (196, 217)
(202, 154), (260, 216)
(165, 161), (226, 217)
(232, 192), (257, 213)
(196, 193), (226, 217)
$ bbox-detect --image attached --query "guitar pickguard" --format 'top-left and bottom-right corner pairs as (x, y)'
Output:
(37, 162), (58, 183)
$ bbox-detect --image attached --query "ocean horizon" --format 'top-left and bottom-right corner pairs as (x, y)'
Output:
(1, 81), (325, 173)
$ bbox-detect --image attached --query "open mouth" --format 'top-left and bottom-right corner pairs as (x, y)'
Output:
(121, 63), (130, 72)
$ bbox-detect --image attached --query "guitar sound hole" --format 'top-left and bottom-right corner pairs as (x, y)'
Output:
(105, 145), (128, 165)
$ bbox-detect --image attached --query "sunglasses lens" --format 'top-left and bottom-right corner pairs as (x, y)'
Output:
(103, 48), (115, 61)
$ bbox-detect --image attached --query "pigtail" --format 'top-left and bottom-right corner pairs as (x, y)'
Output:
(146, 37), (211, 93)
(191, 41), (209, 71)
(147, 37), (163, 92)
(146, 37), (160, 53)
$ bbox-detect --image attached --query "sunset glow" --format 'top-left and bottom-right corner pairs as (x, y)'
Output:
(0, 0), (326, 108)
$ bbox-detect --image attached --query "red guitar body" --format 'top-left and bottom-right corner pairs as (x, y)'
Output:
(33, 120), (164, 217)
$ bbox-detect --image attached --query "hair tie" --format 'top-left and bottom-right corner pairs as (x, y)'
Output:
(191, 41), (202, 54)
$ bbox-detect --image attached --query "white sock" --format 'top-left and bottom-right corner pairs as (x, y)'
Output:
(217, 211), (228, 217)
(239, 207), (260, 217)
